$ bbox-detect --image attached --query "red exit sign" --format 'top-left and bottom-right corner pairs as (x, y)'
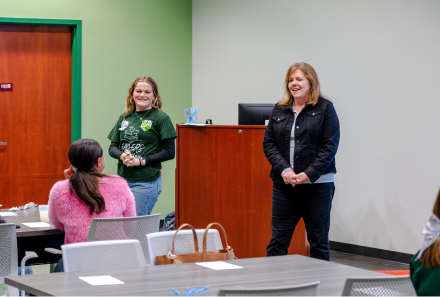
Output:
(0, 83), (13, 91)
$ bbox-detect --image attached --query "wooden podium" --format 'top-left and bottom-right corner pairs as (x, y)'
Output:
(175, 125), (307, 258)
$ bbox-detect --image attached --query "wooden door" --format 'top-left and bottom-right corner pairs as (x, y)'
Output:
(0, 25), (72, 208)
(176, 125), (307, 258)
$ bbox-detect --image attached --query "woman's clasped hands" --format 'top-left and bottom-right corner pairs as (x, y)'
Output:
(282, 169), (310, 186)
(120, 150), (140, 167)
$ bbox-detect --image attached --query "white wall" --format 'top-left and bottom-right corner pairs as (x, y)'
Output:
(192, 0), (440, 254)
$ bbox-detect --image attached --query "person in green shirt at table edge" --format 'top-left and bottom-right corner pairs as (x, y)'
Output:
(410, 188), (440, 296)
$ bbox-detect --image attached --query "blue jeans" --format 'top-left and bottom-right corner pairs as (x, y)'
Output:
(267, 182), (335, 260)
(128, 175), (162, 216)
(17, 266), (34, 275)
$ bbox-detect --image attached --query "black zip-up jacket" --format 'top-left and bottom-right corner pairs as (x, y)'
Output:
(263, 97), (340, 184)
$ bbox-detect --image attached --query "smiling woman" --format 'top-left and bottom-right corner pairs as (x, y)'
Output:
(132, 82), (154, 110)
(263, 62), (340, 261)
(105, 77), (177, 216)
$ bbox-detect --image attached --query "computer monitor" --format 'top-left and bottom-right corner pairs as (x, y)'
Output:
(238, 103), (275, 125)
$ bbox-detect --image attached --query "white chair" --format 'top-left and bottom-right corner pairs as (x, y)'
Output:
(0, 223), (37, 296)
(146, 229), (223, 266)
(342, 276), (416, 296)
(45, 214), (160, 266)
(86, 214), (160, 266)
(61, 239), (146, 272)
(218, 281), (320, 296)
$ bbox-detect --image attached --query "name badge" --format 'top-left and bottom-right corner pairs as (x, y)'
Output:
(119, 120), (129, 131)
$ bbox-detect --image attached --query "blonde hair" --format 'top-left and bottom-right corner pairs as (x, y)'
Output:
(122, 76), (162, 121)
(421, 189), (440, 268)
(278, 62), (323, 107)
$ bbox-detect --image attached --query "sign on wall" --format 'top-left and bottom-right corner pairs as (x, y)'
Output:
(0, 83), (13, 91)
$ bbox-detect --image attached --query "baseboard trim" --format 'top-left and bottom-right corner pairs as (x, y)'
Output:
(330, 241), (414, 264)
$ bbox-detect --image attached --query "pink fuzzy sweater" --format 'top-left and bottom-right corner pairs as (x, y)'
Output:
(48, 175), (136, 244)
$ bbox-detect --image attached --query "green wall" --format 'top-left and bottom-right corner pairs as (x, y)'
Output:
(1, 0), (192, 218)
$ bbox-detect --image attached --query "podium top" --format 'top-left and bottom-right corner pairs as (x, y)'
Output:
(176, 124), (266, 129)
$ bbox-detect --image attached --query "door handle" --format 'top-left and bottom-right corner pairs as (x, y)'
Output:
(0, 142), (6, 145)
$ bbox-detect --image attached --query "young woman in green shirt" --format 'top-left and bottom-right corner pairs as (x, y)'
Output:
(107, 76), (177, 216)
(410, 189), (440, 295)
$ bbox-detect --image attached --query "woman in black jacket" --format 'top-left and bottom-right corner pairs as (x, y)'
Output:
(263, 62), (340, 260)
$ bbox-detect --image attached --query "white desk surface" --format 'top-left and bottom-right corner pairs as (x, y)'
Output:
(6, 254), (385, 296)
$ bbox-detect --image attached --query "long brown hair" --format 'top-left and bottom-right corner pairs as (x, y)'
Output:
(278, 62), (323, 107)
(122, 76), (162, 121)
(68, 139), (107, 214)
(421, 189), (440, 268)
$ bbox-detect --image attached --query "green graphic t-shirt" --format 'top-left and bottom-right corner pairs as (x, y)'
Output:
(107, 109), (177, 181)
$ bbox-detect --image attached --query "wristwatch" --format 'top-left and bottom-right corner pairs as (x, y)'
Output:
(140, 157), (146, 166)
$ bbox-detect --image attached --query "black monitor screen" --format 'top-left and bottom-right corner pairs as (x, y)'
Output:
(238, 103), (275, 125)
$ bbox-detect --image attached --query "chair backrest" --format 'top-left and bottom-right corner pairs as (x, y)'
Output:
(146, 229), (223, 266)
(0, 223), (18, 279)
(86, 213), (160, 266)
(218, 281), (320, 296)
(0, 223), (18, 296)
(62, 239), (146, 272)
(342, 276), (416, 296)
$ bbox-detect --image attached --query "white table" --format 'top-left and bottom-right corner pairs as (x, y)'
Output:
(1, 208), (64, 265)
(5, 254), (385, 296)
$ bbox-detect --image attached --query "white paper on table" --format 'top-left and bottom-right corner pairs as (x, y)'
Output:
(0, 212), (18, 216)
(22, 222), (52, 228)
(196, 261), (243, 270)
(79, 275), (125, 286)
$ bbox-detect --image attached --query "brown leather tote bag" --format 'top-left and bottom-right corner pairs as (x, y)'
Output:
(155, 222), (236, 265)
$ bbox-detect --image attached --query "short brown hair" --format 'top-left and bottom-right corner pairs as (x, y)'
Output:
(123, 76), (162, 121)
(278, 62), (323, 107)
(421, 189), (440, 268)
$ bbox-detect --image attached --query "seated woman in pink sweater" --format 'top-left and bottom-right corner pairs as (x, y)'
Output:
(49, 139), (136, 272)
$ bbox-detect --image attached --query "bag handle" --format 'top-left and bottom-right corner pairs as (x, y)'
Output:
(171, 223), (199, 255)
(202, 222), (230, 259)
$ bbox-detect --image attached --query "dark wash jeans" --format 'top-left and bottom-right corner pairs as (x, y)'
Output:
(267, 182), (335, 261)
